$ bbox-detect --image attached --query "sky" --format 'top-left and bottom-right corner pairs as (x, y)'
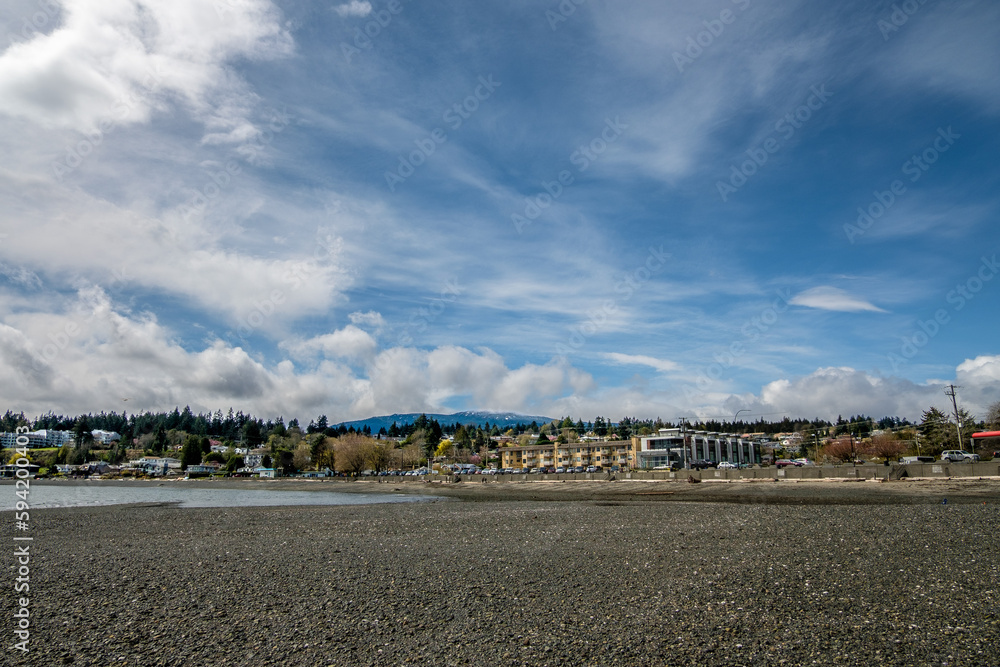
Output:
(0, 0), (998, 425)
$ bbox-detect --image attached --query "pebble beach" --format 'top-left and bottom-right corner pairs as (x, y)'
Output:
(4, 478), (1000, 666)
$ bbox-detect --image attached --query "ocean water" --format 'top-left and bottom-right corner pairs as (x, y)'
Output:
(0, 482), (441, 510)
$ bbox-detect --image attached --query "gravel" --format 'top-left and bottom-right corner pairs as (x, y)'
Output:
(3, 481), (999, 666)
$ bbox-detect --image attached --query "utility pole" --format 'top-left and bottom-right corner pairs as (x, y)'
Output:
(680, 417), (689, 470)
(945, 385), (965, 452)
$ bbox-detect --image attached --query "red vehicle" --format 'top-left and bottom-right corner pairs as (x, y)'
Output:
(774, 459), (798, 468)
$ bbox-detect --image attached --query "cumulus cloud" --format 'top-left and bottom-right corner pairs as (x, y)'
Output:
(0, 0), (293, 136)
(789, 287), (887, 313)
(714, 360), (1000, 423)
(280, 325), (378, 362)
(0, 291), (596, 419)
(334, 1), (372, 18)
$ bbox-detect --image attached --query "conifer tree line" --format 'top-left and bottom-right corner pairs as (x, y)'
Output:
(2, 405), (997, 444)
(2, 400), (997, 471)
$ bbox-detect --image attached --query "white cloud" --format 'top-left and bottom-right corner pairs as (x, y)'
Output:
(603, 352), (679, 373)
(790, 286), (887, 313)
(334, 1), (372, 18)
(726, 361), (1000, 422)
(1, 287), (996, 425)
(0, 0), (293, 136)
(0, 182), (350, 329)
(280, 325), (377, 362)
(0, 290), (597, 419)
(348, 310), (386, 331)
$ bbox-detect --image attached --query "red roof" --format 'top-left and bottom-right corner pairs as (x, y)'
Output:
(971, 431), (1000, 439)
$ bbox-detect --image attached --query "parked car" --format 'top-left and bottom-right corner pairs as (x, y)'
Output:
(941, 450), (980, 463)
(899, 456), (935, 464)
(585, 465), (597, 473)
(555, 467), (566, 473)
(717, 461), (738, 469)
(774, 459), (797, 468)
(572, 466), (585, 473)
(792, 458), (814, 466)
(690, 460), (714, 470)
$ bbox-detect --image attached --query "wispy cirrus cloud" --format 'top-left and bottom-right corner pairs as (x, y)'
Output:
(603, 352), (680, 373)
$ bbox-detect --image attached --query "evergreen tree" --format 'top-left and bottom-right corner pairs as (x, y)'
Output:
(244, 421), (263, 447)
(153, 423), (168, 455)
(180, 435), (202, 470)
(919, 407), (955, 453)
(73, 415), (94, 448)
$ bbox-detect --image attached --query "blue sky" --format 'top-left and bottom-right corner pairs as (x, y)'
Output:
(0, 0), (998, 423)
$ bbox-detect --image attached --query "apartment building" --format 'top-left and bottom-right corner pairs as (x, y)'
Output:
(499, 439), (638, 470)
(633, 428), (759, 469)
(0, 429), (75, 449)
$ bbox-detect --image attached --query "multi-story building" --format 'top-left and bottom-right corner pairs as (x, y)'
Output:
(0, 429), (75, 449)
(500, 439), (637, 470)
(244, 449), (268, 469)
(90, 430), (121, 445)
(633, 428), (759, 469)
(130, 457), (182, 475)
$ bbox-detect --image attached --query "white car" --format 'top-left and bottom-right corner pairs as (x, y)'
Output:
(717, 461), (738, 469)
(941, 450), (979, 463)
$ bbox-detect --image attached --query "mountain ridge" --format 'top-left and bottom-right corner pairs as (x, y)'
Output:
(335, 411), (556, 432)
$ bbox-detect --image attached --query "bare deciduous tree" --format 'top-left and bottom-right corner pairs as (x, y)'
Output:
(986, 401), (1000, 430)
(867, 432), (906, 465)
(335, 433), (370, 474)
(821, 435), (855, 463)
(292, 442), (312, 471)
(367, 439), (396, 472)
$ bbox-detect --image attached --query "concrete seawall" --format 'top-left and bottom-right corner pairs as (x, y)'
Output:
(372, 462), (1000, 484)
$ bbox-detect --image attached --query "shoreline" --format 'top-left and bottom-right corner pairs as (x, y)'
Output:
(7, 474), (1000, 506)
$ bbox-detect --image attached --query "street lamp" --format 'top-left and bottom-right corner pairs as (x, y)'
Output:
(733, 410), (750, 464)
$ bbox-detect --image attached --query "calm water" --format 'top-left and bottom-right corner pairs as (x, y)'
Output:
(0, 482), (441, 510)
